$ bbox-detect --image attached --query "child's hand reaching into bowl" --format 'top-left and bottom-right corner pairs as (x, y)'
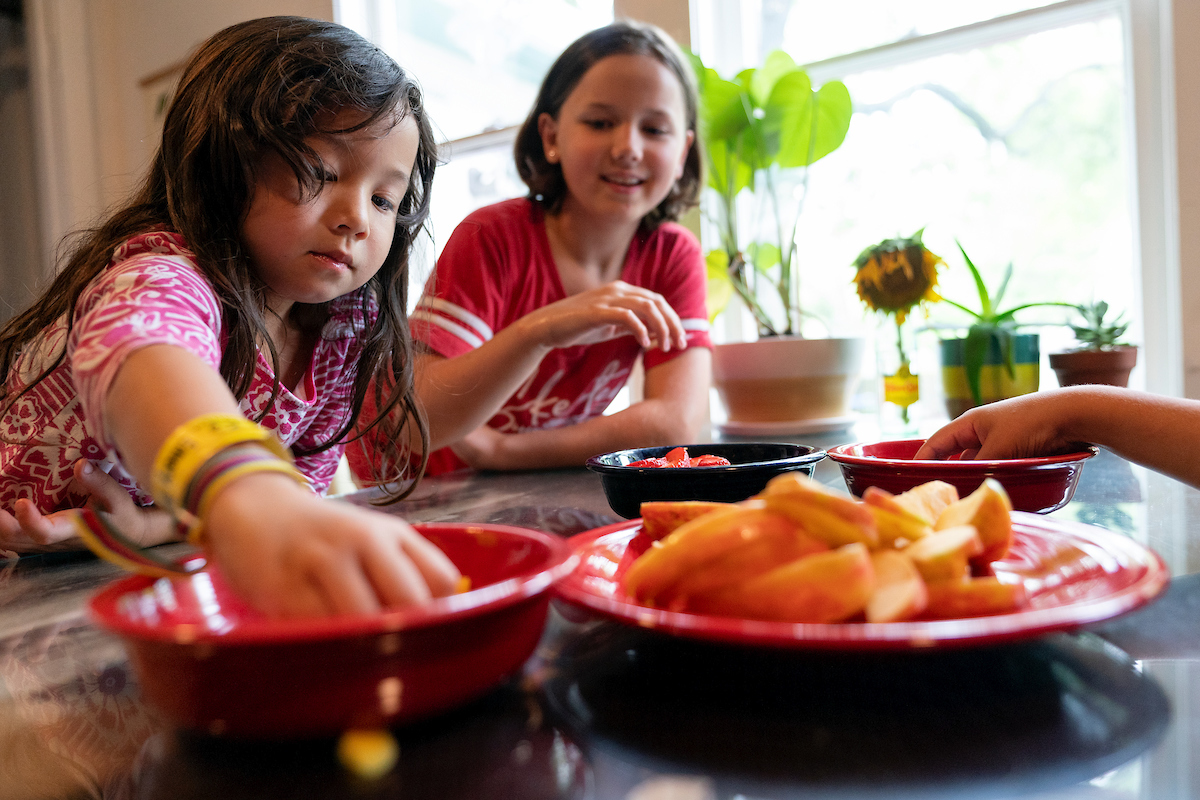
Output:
(202, 471), (462, 618)
(915, 392), (1086, 462)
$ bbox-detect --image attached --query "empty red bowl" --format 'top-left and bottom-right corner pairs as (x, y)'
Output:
(88, 523), (576, 739)
(826, 439), (1098, 514)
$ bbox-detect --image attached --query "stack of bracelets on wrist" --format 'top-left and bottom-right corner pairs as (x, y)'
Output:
(151, 413), (308, 545)
(73, 413), (308, 577)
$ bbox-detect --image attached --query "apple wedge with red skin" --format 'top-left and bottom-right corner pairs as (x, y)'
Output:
(624, 504), (789, 605)
(640, 500), (734, 541)
(867, 549), (928, 623)
(902, 525), (983, 583)
(759, 472), (879, 549)
(861, 486), (934, 546)
(688, 542), (875, 623)
(935, 478), (1014, 565)
(924, 576), (1026, 618)
(893, 480), (959, 525)
(661, 518), (829, 611)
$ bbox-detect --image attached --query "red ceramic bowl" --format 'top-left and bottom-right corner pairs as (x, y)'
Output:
(88, 523), (576, 739)
(826, 439), (1098, 514)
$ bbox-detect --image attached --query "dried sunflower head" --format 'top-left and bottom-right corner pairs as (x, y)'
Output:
(853, 229), (944, 324)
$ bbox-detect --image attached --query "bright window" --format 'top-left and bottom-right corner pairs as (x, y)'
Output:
(336, 0), (613, 141)
(695, 1), (1139, 399)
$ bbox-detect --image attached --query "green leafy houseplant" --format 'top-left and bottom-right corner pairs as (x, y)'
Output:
(1068, 301), (1130, 350)
(689, 50), (852, 336)
(939, 241), (1073, 405)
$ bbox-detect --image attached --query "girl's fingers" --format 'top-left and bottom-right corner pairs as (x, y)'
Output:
(13, 500), (76, 545)
(305, 550), (385, 617)
(0, 507), (27, 548)
(362, 538), (434, 609)
(396, 529), (462, 597)
(72, 459), (127, 512)
(914, 425), (983, 460)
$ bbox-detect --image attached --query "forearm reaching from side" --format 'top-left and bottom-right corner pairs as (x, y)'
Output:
(101, 345), (460, 617)
(450, 347), (712, 471)
(915, 385), (1200, 488)
(417, 281), (689, 450)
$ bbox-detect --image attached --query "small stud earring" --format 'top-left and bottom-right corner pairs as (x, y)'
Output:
(546, 149), (556, 161)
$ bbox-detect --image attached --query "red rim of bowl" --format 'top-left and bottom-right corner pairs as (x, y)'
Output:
(826, 439), (1099, 469)
(88, 522), (578, 646)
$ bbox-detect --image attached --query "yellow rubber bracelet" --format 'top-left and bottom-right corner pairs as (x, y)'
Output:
(184, 458), (309, 546)
(151, 413), (292, 517)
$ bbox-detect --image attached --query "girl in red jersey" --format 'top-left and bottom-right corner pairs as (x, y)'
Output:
(351, 21), (712, 482)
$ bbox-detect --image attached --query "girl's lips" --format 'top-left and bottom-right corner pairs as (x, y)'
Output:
(311, 251), (351, 270)
(601, 175), (646, 193)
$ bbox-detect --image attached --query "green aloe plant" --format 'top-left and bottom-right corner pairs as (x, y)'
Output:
(1069, 301), (1130, 350)
(689, 49), (852, 336)
(940, 241), (1074, 405)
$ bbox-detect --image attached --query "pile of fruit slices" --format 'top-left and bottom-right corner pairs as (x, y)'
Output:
(623, 473), (1023, 624)
(627, 446), (732, 468)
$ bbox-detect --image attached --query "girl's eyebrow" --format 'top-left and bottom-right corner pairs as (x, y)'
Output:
(579, 101), (675, 118)
(384, 165), (412, 186)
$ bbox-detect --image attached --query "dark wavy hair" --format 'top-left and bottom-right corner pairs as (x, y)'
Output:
(0, 16), (434, 500)
(513, 20), (701, 230)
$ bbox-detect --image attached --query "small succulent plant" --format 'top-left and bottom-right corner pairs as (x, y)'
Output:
(1070, 301), (1130, 350)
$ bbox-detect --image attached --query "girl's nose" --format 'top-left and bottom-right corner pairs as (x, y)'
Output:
(612, 123), (642, 162)
(331, 191), (370, 238)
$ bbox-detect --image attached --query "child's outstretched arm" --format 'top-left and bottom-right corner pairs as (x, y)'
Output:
(450, 346), (711, 471)
(417, 280), (689, 450)
(915, 385), (1200, 489)
(106, 344), (460, 617)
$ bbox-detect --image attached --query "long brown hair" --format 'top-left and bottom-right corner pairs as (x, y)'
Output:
(0, 16), (434, 499)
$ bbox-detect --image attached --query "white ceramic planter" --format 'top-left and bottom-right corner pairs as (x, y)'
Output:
(712, 336), (865, 423)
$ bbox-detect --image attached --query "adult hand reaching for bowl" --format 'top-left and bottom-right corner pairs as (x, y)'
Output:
(916, 385), (1200, 490)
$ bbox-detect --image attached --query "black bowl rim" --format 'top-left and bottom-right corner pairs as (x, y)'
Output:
(585, 442), (826, 474)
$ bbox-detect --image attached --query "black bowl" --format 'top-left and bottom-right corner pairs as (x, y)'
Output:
(585, 443), (826, 519)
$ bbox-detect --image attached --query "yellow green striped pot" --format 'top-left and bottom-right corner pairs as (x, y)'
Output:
(940, 333), (1040, 419)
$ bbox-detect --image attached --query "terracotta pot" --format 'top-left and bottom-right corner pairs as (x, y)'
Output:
(712, 336), (865, 423)
(940, 333), (1040, 420)
(1049, 345), (1138, 388)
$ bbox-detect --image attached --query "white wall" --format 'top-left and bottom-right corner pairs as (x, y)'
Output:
(25, 0), (334, 275)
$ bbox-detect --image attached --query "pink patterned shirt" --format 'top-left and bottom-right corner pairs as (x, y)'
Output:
(0, 231), (368, 512)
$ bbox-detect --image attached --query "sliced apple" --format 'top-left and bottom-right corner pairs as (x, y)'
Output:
(902, 525), (983, 583)
(759, 472), (879, 549)
(923, 576), (1026, 618)
(623, 506), (793, 605)
(893, 480), (959, 525)
(861, 486), (934, 546)
(640, 500), (734, 541)
(866, 549), (928, 623)
(934, 478), (1014, 564)
(661, 520), (828, 610)
(688, 543), (875, 623)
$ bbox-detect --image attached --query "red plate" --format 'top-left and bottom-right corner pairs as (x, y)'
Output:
(552, 512), (1169, 650)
